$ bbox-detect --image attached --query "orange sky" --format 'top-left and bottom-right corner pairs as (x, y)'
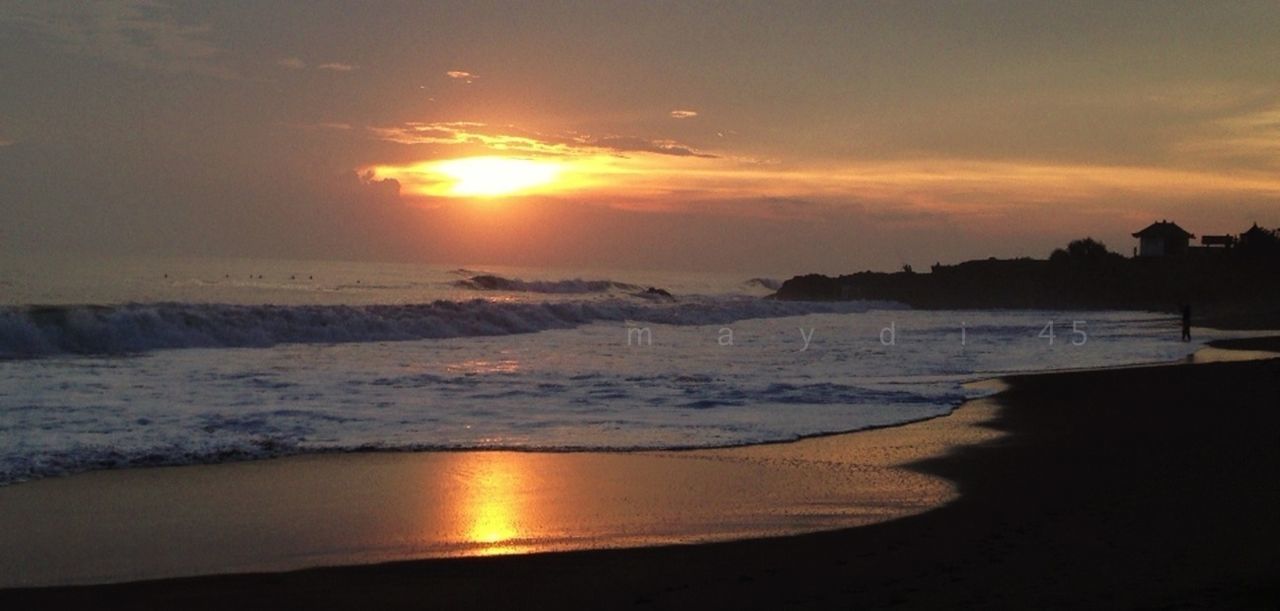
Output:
(2, 2), (1278, 272)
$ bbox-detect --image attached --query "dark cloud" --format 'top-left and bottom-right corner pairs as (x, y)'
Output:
(371, 122), (716, 158)
(1, 1), (234, 78)
(592, 136), (716, 158)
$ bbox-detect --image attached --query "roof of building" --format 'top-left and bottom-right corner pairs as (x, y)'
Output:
(1133, 220), (1194, 240)
(1242, 223), (1271, 238)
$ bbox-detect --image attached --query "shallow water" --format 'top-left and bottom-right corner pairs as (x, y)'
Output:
(0, 256), (1234, 485)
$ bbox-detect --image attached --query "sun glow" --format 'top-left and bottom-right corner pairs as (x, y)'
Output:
(433, 156), (562, 197)
(367, 154), (631, 200)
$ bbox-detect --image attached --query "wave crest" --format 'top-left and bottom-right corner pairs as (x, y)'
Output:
(0, 299), (890, 358)
(454, 274), (642, 294)
(744, 277), (781, 290)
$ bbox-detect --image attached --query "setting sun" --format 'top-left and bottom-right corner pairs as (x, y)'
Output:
(434, 156), (562, 197)
(368, 153), (627, 200)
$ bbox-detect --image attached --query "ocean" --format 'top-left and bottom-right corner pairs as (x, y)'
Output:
(0, 255), (1219, 485)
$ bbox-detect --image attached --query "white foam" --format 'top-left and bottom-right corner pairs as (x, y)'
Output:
(0, 299), (890, 358)
(0, 308), (1214, 486)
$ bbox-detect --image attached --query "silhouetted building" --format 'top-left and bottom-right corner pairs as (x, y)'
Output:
(1240, 223), (1274, 247)
(1238, 222), (1280, 256)
(1200, 234), (1236, 249)
(1133, 221), (1194, 257)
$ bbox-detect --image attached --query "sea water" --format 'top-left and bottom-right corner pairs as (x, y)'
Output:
(0, 255), (1221, 485)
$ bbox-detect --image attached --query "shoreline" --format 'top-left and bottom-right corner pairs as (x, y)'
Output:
(3, 337), (1279, 607)
(0, 395), (1006, 588)
(1, 325), (1255, 487)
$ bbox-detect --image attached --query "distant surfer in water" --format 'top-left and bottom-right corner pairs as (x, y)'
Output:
(1181, 304), (1192, 342)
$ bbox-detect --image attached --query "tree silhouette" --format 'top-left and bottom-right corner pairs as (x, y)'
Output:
(1050, 238), (1121, 265)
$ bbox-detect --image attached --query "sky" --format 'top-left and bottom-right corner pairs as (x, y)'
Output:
(1, 1), (1279, 274)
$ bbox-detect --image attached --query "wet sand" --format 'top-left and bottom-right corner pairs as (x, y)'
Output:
(3, 338), (1279, 608)
(0, 396), (1003, 588)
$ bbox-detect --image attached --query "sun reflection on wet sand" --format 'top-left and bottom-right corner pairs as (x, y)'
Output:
(0, 406), (1008, 586)
(456, 453), (528, 555)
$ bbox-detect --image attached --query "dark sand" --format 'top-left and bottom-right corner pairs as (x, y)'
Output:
(4, 339), (1279, 608)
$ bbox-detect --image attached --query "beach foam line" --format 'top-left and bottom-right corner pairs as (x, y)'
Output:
(0, 398), (1002, 588)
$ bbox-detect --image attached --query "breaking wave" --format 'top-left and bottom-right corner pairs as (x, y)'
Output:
(454, 274), (642, 294)
(0, 298), (892, 358)
(744, 277), (782, 291)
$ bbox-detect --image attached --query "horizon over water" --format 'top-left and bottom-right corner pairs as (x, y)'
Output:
(0, 255), (1232, 486)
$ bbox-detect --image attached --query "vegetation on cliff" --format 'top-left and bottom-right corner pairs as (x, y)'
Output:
(774, 233), (1280, 328)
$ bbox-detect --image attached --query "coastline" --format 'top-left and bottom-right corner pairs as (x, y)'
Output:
(3, 338), (1279, 608)
(0, 395), (1005, 587)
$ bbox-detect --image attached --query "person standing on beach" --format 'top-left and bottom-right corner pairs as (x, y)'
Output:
(1181, 305), (1192, 342)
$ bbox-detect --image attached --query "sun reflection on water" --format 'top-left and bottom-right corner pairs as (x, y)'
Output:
(444, 358), (522, 375)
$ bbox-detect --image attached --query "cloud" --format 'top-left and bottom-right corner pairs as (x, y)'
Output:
(369, 122), (717, 158)
(592, 136), (715, 158)
(372, 140), (1280, 227)
(1178, 102), (1280, 169)
(317, 62), (358, 72)
(669, 109), (698, 119)
(290, 122), (354, 132)
(369, 122), (571, 154)
(365, 121), (1280, 223)
(275, 58), (358, 73)
(446, 70), (477, 82)
(0, 1), (233, 78)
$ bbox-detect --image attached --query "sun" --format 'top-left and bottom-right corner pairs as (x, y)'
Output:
(364, 153), (621, 199)
(433, 156), (562, 197)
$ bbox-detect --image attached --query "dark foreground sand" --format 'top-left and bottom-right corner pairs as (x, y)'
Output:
(3, 338), (1279, 609)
